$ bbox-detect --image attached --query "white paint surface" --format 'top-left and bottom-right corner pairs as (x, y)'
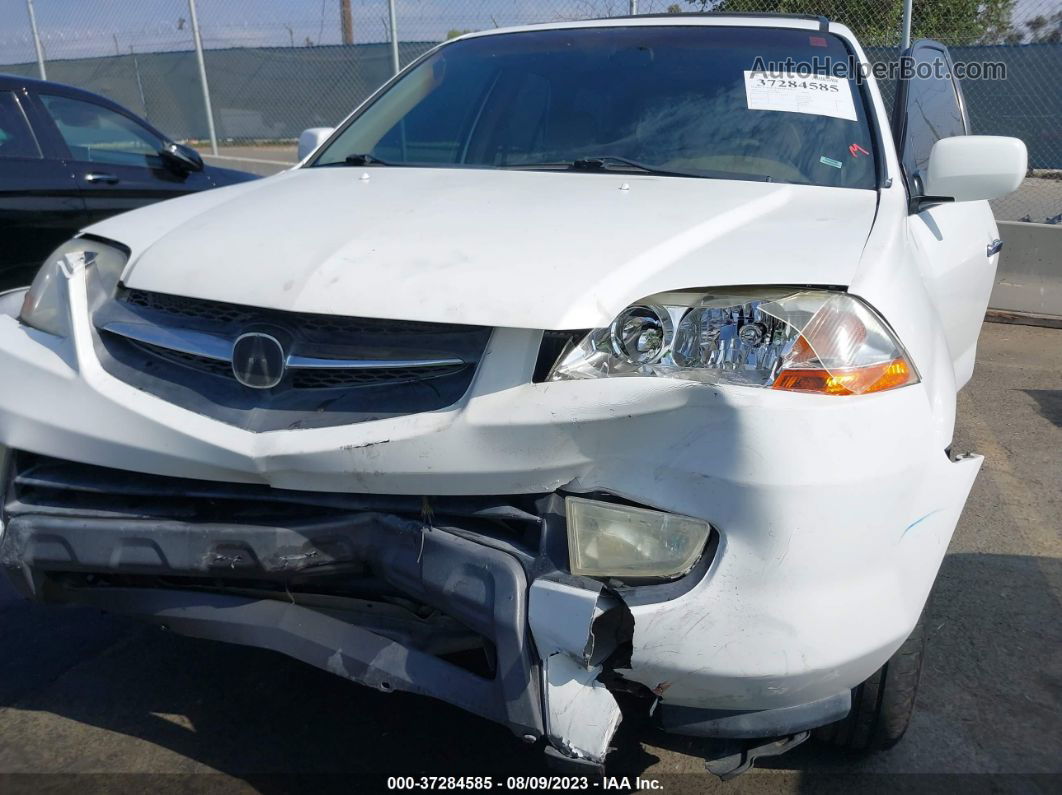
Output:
(542, 655), (622, 763)
(925, 135), (1028, 203)
(87, 168), (876, 331)
(528, 579), (603, 663)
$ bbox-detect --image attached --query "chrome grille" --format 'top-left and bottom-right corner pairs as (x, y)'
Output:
(122, 289), (468, 340)
(127, 335), (469, 390)
(90, 288), (492, 432)
(131, 340), (232, 379)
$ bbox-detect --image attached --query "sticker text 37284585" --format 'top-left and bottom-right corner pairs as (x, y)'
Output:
(744, 70), (857, 121)
(754, 76), (840, 92)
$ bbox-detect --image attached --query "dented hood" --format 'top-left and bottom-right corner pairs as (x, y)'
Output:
(95, 167), (877, 330)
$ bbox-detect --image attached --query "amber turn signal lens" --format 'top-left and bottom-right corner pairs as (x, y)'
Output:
(772, 358), (915, 396)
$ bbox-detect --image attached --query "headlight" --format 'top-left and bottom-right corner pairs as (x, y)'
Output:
(19, 238), (128, 337)
(548, 288), (918, 396)
(566, 497), (711, 580)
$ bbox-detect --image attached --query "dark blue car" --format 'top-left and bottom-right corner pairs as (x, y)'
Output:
(0, 74), (257, 289)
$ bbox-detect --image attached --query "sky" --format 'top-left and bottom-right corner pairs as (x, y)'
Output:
(0, 0), (1055, 64)
(0, 0), (648, 61)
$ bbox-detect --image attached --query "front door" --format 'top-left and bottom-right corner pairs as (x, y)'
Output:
(894, 40), (1000, 389)
(32, 92), (212, 226)
(0, 89), (87, 289)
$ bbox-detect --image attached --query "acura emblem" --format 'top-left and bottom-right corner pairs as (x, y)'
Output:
(232, 332), (286, 389)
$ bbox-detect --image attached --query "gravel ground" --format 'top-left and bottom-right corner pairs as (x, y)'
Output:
(0, 322), (1059, 794)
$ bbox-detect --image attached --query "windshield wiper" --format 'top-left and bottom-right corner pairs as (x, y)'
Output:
(499, 156), (740, 180)
(343, 153), (393, 166)
(572, 156), (656, 173)
(500, 156), (652, 173)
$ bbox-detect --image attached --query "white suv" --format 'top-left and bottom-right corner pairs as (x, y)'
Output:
(0, 14), (1026, 777)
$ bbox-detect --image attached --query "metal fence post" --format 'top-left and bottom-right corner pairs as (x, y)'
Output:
(187, 0), (219, 155)
(901, 0), (912, 50)
(630, 0), (639, 14)
(130, 46), (148, 120)
(341, 0), (354, 45)
(25, 0), (47, 80)
(388, 0), (400, 76)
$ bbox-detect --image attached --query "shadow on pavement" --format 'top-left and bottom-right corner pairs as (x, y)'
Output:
(1022, 390), (1062, 427)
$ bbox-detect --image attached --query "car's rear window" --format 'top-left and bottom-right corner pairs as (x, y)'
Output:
(314, 25), (878, 189)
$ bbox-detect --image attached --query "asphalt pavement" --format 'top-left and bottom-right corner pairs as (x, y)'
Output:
(0, 321), (1059, 794)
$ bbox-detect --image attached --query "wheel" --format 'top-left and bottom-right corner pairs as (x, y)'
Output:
(814, 609), (927, 752)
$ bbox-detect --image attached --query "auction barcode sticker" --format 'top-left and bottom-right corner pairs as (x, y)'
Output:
(744, 71), (857, 121)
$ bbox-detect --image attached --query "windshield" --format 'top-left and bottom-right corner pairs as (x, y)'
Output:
(313, 25), (878, 189)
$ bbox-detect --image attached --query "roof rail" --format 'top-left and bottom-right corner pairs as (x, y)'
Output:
(609, 12), (832, 31)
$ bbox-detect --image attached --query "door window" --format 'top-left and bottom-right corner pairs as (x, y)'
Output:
(0, 91), (41, 159)
(39, 94), (163, 168)
(896, 42), (967, 190)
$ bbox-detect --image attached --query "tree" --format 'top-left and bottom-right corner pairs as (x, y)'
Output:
(684, 0), (1016, 45)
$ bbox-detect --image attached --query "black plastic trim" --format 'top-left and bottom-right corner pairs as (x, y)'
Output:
(532, 330), (587, 383)
(657, 691), (852, 739)
(6, 453), (717, 608)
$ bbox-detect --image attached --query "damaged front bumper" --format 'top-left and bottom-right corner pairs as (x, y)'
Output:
(0, 284), (983, 766)
(0, 453), (648, 764)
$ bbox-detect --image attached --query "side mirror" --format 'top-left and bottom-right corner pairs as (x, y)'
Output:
(923, 136), (1027, 203)
(298, 127), (334, 161)
(160, 142), (204, 174)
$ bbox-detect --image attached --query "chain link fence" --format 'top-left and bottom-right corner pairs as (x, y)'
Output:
(1, 0), (1059, 221)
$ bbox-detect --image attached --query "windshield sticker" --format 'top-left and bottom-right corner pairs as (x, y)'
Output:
(849, 143), (871, 158)
(819, 156), (843, 169)
(744, 71), (857, 121)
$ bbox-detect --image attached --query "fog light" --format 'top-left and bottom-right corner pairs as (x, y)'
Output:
(566, 497), (711, 580)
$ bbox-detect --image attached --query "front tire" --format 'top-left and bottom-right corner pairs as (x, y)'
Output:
(814, 610), (927, 751)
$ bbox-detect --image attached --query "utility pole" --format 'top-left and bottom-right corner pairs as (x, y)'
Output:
(187, 0), (218, 155)
(25, 0), (47, 80)
(340, 0), (354, 45)
(901, 0), (913, 50)
(130, 45), (148, 120)
(388, 0), (399, 75)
